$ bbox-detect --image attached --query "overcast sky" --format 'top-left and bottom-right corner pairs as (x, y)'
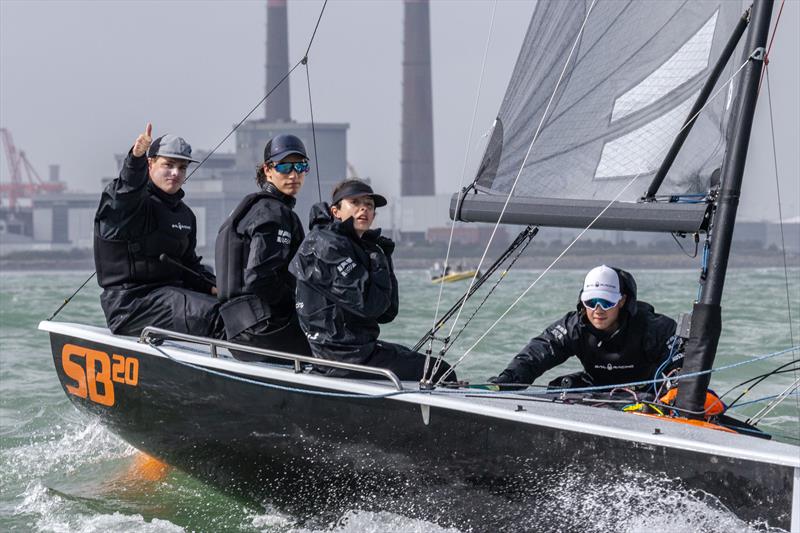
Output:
(1, 0), (797, 222)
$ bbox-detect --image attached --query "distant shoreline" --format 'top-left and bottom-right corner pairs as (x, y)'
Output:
(1, 253), (797, 272)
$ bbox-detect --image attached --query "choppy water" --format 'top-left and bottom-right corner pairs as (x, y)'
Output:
(1, 268), (798, 532)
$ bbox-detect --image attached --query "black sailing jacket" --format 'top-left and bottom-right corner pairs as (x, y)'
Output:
(497, 268), (678, 387)
(94, 150), (214, 292)
(215, 182), (305, 339)
(289, 202), (398, 364)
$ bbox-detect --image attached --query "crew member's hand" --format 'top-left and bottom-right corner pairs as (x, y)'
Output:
(132, 122), (153, 157)
(210, 286), (218, 296)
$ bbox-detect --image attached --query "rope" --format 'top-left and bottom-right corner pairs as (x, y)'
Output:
(185, 0), (330, 182)
(758, 0), (786, 91)
(763, 66), (799, 426)
(435, 52), (755, 386)
(304, 60), (323, 202)
(456, 346), (800, 397)
(729, 390), (800, 410)
(747, 376), (800, 425)
(424, 0), (499, 380)
(47, 271), (96, 321)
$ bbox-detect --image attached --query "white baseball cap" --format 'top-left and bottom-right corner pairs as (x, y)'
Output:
(581, 265), (622, 303)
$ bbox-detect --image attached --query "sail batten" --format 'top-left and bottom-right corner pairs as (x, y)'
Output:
(465, 0), (746, 226)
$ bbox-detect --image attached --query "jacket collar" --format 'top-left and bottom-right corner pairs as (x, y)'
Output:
(261, 181), (296, 208)
(147, 180), (185, 207)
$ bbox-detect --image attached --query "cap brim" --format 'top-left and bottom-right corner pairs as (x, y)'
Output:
(581, 289), (621, 303)
(157, 152), (199, 163)
(268, 149), (308, 162)
(372, 194), (387, 208)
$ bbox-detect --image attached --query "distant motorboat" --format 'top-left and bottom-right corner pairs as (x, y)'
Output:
(430, 262), (480, 283)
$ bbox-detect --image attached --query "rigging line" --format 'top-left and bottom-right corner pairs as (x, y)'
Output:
(303, 0), (329, 59)
(747, 377), (800, 425)
(428, 228), (538, 379)
(185, 0), (330, 183)
(443, 0), (599, 344)
(670, 232), (699, 258)
(304, 61), (322, 202)
(185, 57), (303, 183)
(435, 55), (755, 385)
(438, 345), (800, 397)
(424, 0), (499, 380)
(47, 271), (96, 321)
(729, 391), (800, 410)
(720, 361), (800, 405)
(436, 229), (536, 359)
(764, 68), (796, 350)
(758, 0), (785, 92)
(764, 64), (798, 432)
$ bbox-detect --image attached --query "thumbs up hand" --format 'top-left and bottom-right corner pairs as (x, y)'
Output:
(132, 122), (153, 157)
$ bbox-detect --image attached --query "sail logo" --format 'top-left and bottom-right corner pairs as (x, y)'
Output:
(337, 257), (356, 277)
(171, 222), (191, 231)
(61, 344), (139, 407)
(276, 229), (292, 245)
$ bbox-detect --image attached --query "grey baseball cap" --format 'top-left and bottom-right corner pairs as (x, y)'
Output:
(147, 134), (199, 163)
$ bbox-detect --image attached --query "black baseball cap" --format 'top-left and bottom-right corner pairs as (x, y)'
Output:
(264, 134), (308, 162)
(331, 180), (387, 208)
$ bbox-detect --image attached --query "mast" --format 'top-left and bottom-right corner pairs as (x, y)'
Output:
(674, 0), (774, 416)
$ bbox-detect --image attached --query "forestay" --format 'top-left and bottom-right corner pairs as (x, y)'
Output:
(454, 0), (747, 232)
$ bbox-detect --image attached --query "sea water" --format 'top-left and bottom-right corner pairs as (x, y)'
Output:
(1, 268), (798, 532)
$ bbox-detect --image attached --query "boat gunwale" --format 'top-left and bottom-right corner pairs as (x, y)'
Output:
(40, 319), (800, 469)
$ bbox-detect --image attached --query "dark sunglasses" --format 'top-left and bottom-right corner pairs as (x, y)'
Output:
(582, 297), (619, 311)
(272, 161), (310, 174)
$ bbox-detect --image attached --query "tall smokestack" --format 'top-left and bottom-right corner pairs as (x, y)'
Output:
(265, 0), (291, 121)
(401, 0), (435, 196)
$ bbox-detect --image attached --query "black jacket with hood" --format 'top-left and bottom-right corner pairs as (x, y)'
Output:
(495, 268), (678, 387)
(289, 202), (398, 364)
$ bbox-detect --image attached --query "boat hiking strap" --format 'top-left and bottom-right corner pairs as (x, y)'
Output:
(415, 225), (537, 356)
(43, 1), (331, 321)
(434, 53), (757, 388)
(425, 225), (539, 380)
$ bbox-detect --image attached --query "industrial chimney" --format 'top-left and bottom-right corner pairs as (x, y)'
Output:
(400, 0), (435, 196)
(265, 0), (291, 121)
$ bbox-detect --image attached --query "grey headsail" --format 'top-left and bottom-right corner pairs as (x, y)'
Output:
(454, 0), (746, 232)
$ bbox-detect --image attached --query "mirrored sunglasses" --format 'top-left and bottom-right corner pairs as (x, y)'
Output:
(582, 297), (619, 311)
(272, 161), (310, 174)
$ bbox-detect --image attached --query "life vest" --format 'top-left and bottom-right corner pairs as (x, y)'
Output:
(94, 198), (194, 288)
(215, 188), (300, 339)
